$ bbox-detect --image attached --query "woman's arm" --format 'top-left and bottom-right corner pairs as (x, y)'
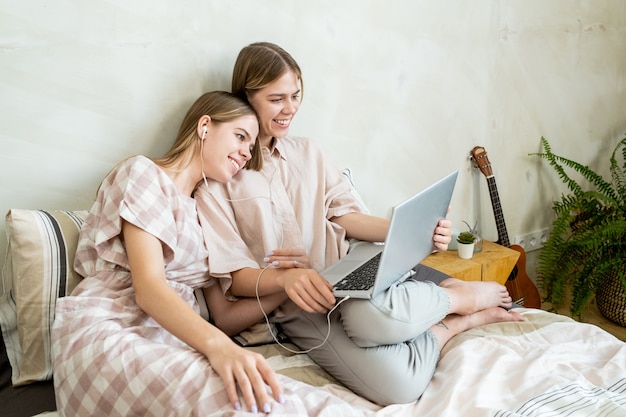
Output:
(123, 220), (282, 413)
(331, 212), (389, 242)
(203, 285), (287, 336)
(230, 267), (336, 314)
(332, 212), (452, 250)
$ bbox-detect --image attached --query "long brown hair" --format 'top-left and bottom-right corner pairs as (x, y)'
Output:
(232, 42), (303, 103)
(155, 90), (263, 171)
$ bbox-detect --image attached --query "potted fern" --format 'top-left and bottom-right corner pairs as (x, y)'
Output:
(532, 136), (626, 326)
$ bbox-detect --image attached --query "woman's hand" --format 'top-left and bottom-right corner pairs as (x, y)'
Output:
(205, 333), (284, 413)
(123, 221), (284, 413)
(433, 218), (453, 251)
(263, 248), (311, 268)
(236, 248), (334, 314)
(277, 268), (335, 314)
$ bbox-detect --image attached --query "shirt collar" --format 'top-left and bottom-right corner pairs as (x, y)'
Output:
(262, 137), (288, 161)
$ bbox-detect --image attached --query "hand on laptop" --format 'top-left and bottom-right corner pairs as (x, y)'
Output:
(278, 268), (336, 314)
(433, 218), (453, 251)
(264, 248), (336, 313)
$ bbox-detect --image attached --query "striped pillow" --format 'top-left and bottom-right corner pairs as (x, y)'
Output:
(0, 209), (88, 386)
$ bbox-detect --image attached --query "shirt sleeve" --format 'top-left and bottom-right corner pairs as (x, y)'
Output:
(310, 140), (365, 220)
(91, 156), (178, 265)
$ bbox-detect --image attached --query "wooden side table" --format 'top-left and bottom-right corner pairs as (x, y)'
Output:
(420, 240), (519, 285)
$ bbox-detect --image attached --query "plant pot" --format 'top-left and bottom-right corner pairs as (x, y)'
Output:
(596, 271), (626, 327)
(457, 242), (475, 259)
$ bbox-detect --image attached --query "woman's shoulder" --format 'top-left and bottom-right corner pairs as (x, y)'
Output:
(281, 135), (325, 157)
(283, 135), (341, 169)
(284, 135), (315, 146)
(103, 155), (158, 183)
(117, 155), (155, 172)
(97, 155), (172, 205)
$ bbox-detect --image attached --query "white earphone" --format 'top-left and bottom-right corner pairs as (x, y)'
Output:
(202, 125), (207, 141)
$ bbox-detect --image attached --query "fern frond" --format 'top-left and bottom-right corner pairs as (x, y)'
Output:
(571, 248), (626, 316)
(531, 138), (585, 197)
(610, 137), (626, 205)
(558, 218), (626, 315)
(533, 135), (626, 316)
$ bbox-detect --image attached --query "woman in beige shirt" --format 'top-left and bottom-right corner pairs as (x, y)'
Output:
(195, 43), (525, 406)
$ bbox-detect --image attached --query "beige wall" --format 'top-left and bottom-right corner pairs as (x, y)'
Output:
(1, 0), (625, 280)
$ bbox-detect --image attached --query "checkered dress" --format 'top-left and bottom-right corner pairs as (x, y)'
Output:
(51, 156), (225, 416)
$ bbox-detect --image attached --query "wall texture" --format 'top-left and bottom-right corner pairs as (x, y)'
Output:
(1, 0), (625, 279)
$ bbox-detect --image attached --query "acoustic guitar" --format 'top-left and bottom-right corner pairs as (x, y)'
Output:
(470, 146), (542, 309)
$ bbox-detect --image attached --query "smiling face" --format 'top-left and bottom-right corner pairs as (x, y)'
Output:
(202, 114), (259, 183)
(246, 70), (301, 147)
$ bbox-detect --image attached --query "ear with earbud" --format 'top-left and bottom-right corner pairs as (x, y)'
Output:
(202, 125), (207, 141)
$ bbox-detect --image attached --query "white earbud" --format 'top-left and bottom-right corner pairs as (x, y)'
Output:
(202, 125), (207, 141)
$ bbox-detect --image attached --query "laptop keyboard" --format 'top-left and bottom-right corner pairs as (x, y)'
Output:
(334, 252), (382, 291)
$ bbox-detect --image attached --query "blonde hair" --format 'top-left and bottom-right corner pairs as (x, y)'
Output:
(232, 42), (303, 102)
(156, 90), (263, 171)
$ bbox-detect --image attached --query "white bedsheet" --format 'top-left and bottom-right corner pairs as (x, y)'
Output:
(40, 309), (626, 416)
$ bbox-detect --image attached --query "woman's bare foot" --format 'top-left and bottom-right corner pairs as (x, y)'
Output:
(440, 278), (513, 315)
(465, 306), (526, 328)
(430, 307), (526, 348)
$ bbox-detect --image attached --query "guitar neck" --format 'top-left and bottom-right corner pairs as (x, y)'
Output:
(486, 176), (511, 247)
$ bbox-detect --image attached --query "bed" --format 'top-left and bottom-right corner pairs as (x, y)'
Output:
(1, 209), (625, 417)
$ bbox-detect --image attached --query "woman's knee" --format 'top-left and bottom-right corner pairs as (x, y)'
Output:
(340, 282), (449, 346)
(339, 298), (410, 346)
(356, 359), (436, 406)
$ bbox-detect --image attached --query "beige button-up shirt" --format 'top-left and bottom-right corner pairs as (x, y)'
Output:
(196, 136), (364, 293)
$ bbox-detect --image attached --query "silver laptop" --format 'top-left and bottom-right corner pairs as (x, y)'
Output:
(323, 170), (458, 299)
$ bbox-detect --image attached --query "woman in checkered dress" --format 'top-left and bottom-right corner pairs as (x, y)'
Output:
(51, 91), (286, 416)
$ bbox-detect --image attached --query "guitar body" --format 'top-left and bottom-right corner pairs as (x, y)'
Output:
(471, 146), (542, 309)
(506, 244), (542, 309)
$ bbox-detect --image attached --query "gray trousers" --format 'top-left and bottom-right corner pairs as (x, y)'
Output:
(274, 265), (451, 406)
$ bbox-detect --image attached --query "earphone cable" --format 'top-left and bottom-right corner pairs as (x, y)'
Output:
(255, 264), (350, 354)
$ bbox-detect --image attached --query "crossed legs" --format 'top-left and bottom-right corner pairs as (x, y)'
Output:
(338, 270), (526, 350)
